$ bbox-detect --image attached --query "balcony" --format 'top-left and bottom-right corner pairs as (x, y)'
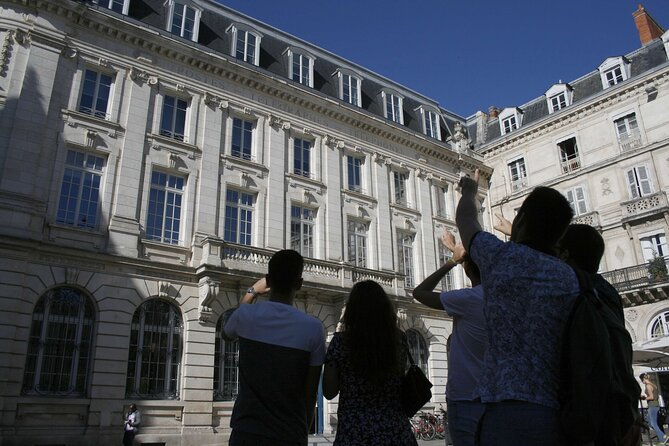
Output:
(620, 191), (669, 225)
(572, 211), (601, 229)
(601, 255), (669, 307)
(618, 130), (643, 152)
(195, 238), (405, 297)
(510, 177), (528, 193)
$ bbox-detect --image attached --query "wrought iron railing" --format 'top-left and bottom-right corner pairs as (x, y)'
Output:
(618, 131), (643, 152)
(601, 255), (669, 292)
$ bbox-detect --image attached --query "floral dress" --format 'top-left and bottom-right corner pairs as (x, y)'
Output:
(325, 332), (418, 446)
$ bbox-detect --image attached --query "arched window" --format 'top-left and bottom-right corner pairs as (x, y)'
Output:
(649, 311), (669, 338)
(126, 299), (182, 399)
(22, 287), (95, 396)
(213, 310), (239, 401)
(406, 329), (429, 376)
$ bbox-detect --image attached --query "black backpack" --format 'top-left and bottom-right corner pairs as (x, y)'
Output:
(558, 269), (641, 445)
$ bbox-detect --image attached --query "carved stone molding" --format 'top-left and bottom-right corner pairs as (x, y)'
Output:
(324, 134), (345, 149)
(128, 67), (158, 86)
(203, 92), (229, 110)
(61, 45), (78, 60)
(158, 280), (172, 297)
(269, 114), (290, 130)
(198, 276), (219, 322)
(12, 29), (31, 46)
(65, 267), (80, 284)
(0, 33), (12, 77)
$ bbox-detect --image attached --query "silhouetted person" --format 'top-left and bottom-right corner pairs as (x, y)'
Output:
(456, 170), (578, 445)
(323, 280), (417, 446)
(413, 230), (486, 446)
(123, 403), (140, 446)
(224, 249), (326, 446)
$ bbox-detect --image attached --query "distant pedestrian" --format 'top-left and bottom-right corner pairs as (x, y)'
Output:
(123, 403), (140, 446)
(323, 280), (417, 446)
(641, 373), (665, 443)
(224, 249), (326, 446)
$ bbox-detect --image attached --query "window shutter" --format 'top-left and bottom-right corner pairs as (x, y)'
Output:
(627, 169), (639, 199)
(637, 166), (652, 196)
(575, 187), (587, 214)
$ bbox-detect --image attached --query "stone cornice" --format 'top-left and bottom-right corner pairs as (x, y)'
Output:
(479, 64), (669, 159)
(3, 0), (487, 174)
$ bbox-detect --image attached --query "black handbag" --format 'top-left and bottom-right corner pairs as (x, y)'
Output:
(400, 346), (433, 417)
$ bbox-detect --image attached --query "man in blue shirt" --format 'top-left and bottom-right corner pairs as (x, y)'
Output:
(456, 170), (579, 445)
(413, 230), (487, 446)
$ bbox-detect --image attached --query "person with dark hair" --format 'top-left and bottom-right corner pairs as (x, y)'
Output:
(456, 170), (579, 445)
(322, 280), (417, 446)
(224, 249), (326, 446)
(640, 373), (665, 443)
(123, 403), (140, 446)
(412, 230), (486, 446)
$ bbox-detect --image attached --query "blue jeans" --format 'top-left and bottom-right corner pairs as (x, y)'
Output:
(647, 406), (665, 442)
(447, 399), (485, 446)
(478, 401), (561, 446)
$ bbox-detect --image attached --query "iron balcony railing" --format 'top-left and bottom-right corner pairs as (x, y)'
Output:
(601, 255), (669, 292)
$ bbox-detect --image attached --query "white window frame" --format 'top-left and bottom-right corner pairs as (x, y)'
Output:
(159, 93), (190, 142)
(223, 188), (254, 246)
(285, 47), (315, 88)
(166, 0), (201, 42)
(438, 243), (455, 291)
(557, 136), (581, 174)
(381, 90), (404, 124)
(416, 106), (441, 139)
(614, 112), (642, 152)
(56, 149), (106, 230)
(229, 115), (256, 162)
(145, 170), (186, 245)
(227, 23), (262, 66)
(345, 154), (364, 193)
(545, 83), (572, 114)
(649, 310), (669, 338)
(626, 164), (654, 199)
(565, 185), (589, 217)
(96, 0), (129, 14)
(499, 107), (522, 135)
(291, 136), (314, 179)
(214, 311), (239, 401)
(347, 219), (368, 268)
(397, 231), (415, 288)
(78, 68), (114, 120)
(434, 183), (452, 219)
(598, 57), (630, 89)
(640, 231), (668, 262)
(507, 157), (528, 192)
(392, 170), (409, 207)
(335, 69), (362, 107)
(290, 204), (316, 258)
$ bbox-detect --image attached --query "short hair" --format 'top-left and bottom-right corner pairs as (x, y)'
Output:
(640, 373), (648, 381)
(267, 249), (304, 294)
(560, 224), (605, 274)
(518, 186), (573, 250)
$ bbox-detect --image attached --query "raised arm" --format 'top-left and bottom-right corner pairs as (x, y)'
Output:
(456, 169), (483, 252)
(412, 230), (465, 309)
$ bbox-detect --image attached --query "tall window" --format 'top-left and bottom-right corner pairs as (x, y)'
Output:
(78, 69), (112, 119)
(347, 156), (362, 192)
(604, 66), (624, 87)
(293, 138), (312, 178)
(347, 220), (367, 268)
(558, 137), (580, 173)
(550, 93), (567, 112)
(615, 113), (641, 151)
(291, 52), (313, 87)
(160, 95), (188, 141)
(626, 166), (653, 199)
(146, 171), (185, 245)
(291, 205), (315, 257)
(57, 150), (105, 229)
(424, 110), (440, 139)
(98, 0), (126, 13)
(649, 311), (669, 338)
(214, 311), (239, 401)
(231, 118), (254, 161)
(508, 158), (527, 192)
(565, 186), (588, 217)
(340, 73), (360, 106)
(641, 233), (667, 262)
(393, 171), (408, 206)
(406, 329), (429, 375)
(435, 184), (451, 219)
(235, 29), (258, 65)
(384, 92), (403, 124)
(438, 244), (455, 291)
(502, 115), (517, 134)
(398, 232), (415, 288)
(22, 287), (94, 396)
(170, 2), (198, 41)
(126, 300), (182, 399)
(224, 189), (253, 245)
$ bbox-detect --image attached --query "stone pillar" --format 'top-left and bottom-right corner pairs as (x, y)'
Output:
(373, 153), (394, 272)
(324, 137), (343, 261)
(265, 116), (289, 249)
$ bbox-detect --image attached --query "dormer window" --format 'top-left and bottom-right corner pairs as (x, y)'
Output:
(598, 57), (631, 89)
(499, 107), (522, 135)
(415, 106), (441, 139)
(334, 69), (362, 107)
(545, 83), (573, 114)
(166, 1), (201, 42)
(285, 47), (315, 87)
(227, 24), (262, 66)
(382, 90), (403, 125)
(97, 0), (128, 14)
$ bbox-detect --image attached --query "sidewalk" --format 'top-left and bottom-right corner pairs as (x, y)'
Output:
(308, 434), (440, 445)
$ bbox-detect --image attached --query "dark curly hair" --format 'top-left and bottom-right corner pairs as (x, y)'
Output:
(341, 280), (402, 386)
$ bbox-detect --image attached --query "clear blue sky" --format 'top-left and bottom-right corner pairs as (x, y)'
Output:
(216, 1), (669, 118)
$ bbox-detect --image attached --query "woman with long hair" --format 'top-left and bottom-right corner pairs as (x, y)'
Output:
(323, 280), (417, 445)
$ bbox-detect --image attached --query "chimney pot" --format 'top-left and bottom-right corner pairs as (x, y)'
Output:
(633, 4), (665, 46)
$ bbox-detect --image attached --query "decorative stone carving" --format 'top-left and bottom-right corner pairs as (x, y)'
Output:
(269, 114), (290, 130)
(600, 177), (613, 196)
(453, 121), (471, 154)
(324, 134), (345, 149)
(128, 67), (158, 86)
(625, 309), (638, 322)
(158, 281), (172, 297)
(61, 45), (78, 60)
(98, 57), (109, 67)
(0, 32), (11, 77)
(85, 130), (98, 148)
(203, 92), (229, 109)
(198, 277), (219, 322)
(65, 267), (80, 284)
(12, 29), (31, 46)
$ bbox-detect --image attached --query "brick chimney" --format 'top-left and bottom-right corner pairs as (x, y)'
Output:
(633, 4), (665, 46)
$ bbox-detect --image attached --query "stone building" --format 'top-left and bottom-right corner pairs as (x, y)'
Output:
(0, 0), (488, 444)
(467, 5), (669, 398)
